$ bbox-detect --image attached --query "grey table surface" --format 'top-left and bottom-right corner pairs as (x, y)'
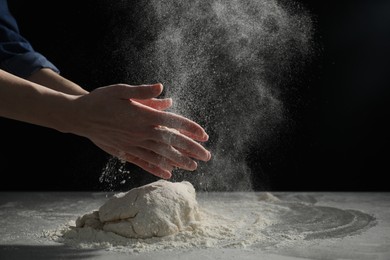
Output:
(0, 191), (389, 260)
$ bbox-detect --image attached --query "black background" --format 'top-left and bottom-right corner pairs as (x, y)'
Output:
(1, 0), (389, 191)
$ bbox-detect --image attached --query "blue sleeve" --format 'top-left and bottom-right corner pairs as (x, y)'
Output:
(0, 0), (60, 78)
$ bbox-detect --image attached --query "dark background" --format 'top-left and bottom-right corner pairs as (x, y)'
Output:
(1, 0), (389, 191)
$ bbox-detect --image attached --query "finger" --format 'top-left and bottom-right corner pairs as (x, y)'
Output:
(132, 98), (172, 110)
(123, 153), (172, 179)
(127, 146), (175, 172)
(128, 99), (209, 142)
(176, 147), (212, 161)
(152, 126), (211, 161)
(94, 142), (172, 179)
(153, 111), (209, 142)
(140, 140), (198, 171)
(109, 83), (163, 100)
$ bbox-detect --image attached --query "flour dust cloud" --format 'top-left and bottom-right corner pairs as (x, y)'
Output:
(99, 0), (313, 191)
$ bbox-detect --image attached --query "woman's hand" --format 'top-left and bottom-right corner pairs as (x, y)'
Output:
(70, 83), (211, 179)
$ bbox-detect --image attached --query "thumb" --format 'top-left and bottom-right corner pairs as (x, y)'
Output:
(113, 83), (163, 100)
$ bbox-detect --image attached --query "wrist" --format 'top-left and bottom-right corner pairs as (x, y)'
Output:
(27, 68), (89, 95)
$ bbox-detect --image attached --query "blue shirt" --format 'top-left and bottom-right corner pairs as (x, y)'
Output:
(0, 0), (59, 78)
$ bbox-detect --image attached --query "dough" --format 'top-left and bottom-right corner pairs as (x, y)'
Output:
(76, 180), (200, 238)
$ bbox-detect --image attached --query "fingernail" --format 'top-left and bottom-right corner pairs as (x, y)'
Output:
(198, 131), (208, 141)
(207, 151), (212, 160)
(154, 83), (163, 88)
(162, 171), (172, 179)
(190, 161), (198, 171)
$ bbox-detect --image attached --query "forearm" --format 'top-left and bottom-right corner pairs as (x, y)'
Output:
(0, 69), (77, 133)
(27, 68), (89, 95)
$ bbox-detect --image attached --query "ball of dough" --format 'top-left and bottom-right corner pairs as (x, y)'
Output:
(76, 180), (200, 238)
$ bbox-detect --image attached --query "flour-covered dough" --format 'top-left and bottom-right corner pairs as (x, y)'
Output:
(76, 180), (200, 238)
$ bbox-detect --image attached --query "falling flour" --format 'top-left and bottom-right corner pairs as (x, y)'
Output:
(76, 180), (200, 238)
(97, 0), (315, 192)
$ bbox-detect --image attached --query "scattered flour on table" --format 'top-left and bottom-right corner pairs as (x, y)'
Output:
(45, 181), (376, 254)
